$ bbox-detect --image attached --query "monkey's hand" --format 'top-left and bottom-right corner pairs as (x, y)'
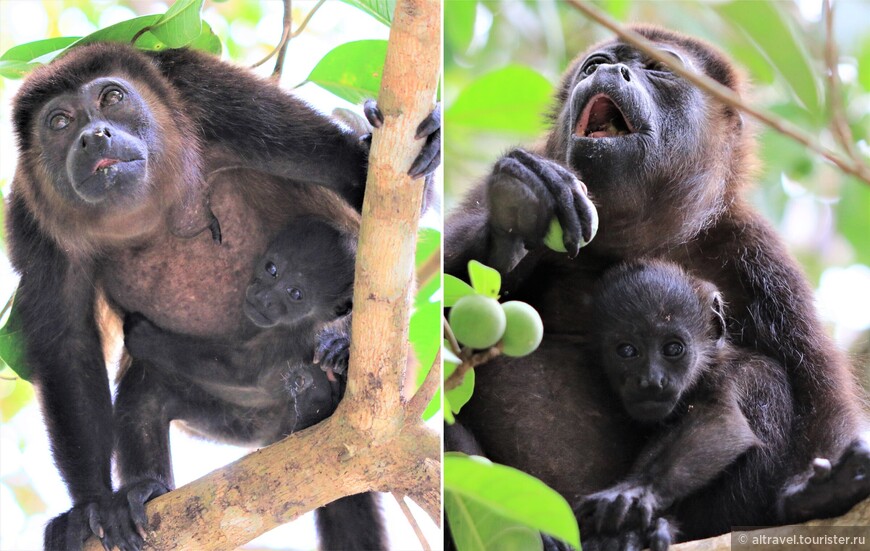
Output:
(363, 99), (441, 179)
(576, 482), (662, 535)
(579, 517), (675, 551)
(313, 327), (351, 376)
(779, 436), (870, 522)
(123, 312), (161, 359)
(44, 479), (169, 551)
(487, 149), (596, 272)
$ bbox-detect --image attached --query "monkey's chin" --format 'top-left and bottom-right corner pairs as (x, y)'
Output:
(625, 399), (676, 424)
(243, 300), (278, 329)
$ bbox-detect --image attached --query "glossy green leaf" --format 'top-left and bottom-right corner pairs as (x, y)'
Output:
(189, 21), (222, 56)
(150, 0), (205, 48)
(74, 15), (164, 49)
(447, 65), (553, 136)
(468, 260), (500, 298)
(445, 274), (475, 307)
(445, 0), (476, 55)
(339, 0), (395, 27)
(305, 40), (388, 104)
(717, 1), (820, 114)
(0, 37), (80, 62)
(416, 227), (441, 269)
(0, 60), (35, 80)
(410, 299), (441, 380)
(446, 488), (543, 551)
(444, 454), (580, 549)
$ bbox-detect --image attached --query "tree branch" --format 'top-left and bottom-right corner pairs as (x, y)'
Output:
(566, 0), (870, 185)
(82, 1), (441, 548)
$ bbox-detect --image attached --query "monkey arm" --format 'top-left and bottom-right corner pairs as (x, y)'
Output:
(6, 195), (114, 547)
(577, 391), (758, 535)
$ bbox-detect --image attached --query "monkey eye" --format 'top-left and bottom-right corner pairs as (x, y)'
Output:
(662, 341), (685, 358)
(581, 55), (608, 76)
(49, 113), (70, 130)
(288, 287), (303, 301)
(616, 343), (638, 358)
(265, 261), (278, 278)
(102, 88), (124, 106)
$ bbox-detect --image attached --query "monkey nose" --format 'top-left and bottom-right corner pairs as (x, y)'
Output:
(80, 126), (112, 149)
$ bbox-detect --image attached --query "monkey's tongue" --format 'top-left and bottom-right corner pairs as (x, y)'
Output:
(576, 95), (632, 138)
(93, 158), (120, 172)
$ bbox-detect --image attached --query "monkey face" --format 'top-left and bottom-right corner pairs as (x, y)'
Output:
(603, 336), (696, 423)
(35, 77), (155, 206)
(244, 260), (316, 329)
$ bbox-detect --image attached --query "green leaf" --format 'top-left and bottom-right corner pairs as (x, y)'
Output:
(338, 0), (395, 27)
(74, 14), (164, 49)
(0, 37), (81, 62)
(150, 0), (205, 48)
(416, 227), (441, 269)
(0, 296), (30, 381)
(447, 65), (553, 136)
(444, 454), (580, 549)
(0, 60), (36, 80)
(446, 489), (543, 551)
(836, 178), (870, 266)
(468, 260), (500, 298)
(859, 37), (870, 92)
(717, 1), (820, 114)
(445, 0), (476, 55)
(410, 299), (441, 382)
(305, 40), (388, 104)
(447, 367), (474, 414)
(445, 274), (475, 307)
(189, 21), (222, 56)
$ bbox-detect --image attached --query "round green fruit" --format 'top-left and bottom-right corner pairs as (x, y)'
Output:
(500, 301), (544, 357)
(543, 218), (567, 252)
(449, 294), (506, 350)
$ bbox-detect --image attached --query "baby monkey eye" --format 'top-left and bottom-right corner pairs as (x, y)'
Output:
(663, 341), (685, 357)
(49, 114), (70, 131)
(288, 288), (303, 301)
(616, 343), (638, 358)
(265, 261), (278, 277)
(102, 88), (124, 106)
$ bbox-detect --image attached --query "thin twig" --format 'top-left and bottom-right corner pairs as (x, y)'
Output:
(392, 493), (432, 551)
(443, 317), (460, 356)
(416, 246), (441, 289)
(290, 0), (326, 39)
(444, 345), (502, 391)
(407, 349), (441, 418)
(823, 0), (860, 161)
(271, 0), (294, 80)
(0, 292), (14, 320)
(566, 0), (870, 185)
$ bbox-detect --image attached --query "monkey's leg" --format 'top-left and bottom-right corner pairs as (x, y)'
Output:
(111, 359), (176, 551)
(315, 493), (386, 551)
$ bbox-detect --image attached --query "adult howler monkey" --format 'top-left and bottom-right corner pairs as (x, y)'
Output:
(445, 26), (869, 550)
(578, 260), (790, 549)
(8, 43), (439, 551)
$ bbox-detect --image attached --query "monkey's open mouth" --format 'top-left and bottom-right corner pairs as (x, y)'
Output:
(574, 94), (635, 138)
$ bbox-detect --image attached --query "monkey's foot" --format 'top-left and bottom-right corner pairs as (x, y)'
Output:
(780, 437), (870, 522)
(576, 482), (661, 534)
(363, 99), (441, 178)
(580, 517), (675, 551)
(313, 329), (351, 375)
(44, 502), (102, 551)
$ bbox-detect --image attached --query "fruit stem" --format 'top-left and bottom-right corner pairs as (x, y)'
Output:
(444, 343), (503, 391)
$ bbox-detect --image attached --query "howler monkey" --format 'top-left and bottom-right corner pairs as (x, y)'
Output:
(578, 260), (790, 549)
(122, 215), (359, 423)
(445, 25), (869, 550)
(7, 43), (439, 551)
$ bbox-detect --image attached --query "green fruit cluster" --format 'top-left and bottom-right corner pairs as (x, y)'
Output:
(448, 296), (543, 357)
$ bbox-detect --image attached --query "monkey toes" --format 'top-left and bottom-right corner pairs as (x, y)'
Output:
(313, 329), (351, 375)
(577, 483), (660, 535)
(362, 99), (441, 178)
(781, 437), (870, 522)
(580, 517), (674, 551)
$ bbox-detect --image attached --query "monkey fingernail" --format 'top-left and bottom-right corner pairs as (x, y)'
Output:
(813, 458), (832, 478)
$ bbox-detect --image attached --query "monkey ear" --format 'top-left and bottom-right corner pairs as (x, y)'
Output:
(710, 291), (727, 346)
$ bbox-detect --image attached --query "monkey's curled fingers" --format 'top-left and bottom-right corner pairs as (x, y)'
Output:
(43, 502), (105, 551)
(488, 149), (595, 265)
(362, 99), (442, 179)
(779, 436), (870, 522)
(313, 328), (351, 376)
(580, 517), (674, 551)
(577, 483), (659, 535)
